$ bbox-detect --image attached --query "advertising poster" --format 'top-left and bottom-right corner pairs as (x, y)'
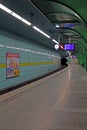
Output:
(6, 53), (20, 78)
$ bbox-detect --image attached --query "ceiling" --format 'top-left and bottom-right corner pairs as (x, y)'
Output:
(0, 0), (62, 50)
(0, 0), (87, 57)
(30, 0), (87, 56)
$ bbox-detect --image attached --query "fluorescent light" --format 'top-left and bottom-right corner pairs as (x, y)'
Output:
(75, 13), (78, 17)
(6, 46), (12, 48)
(31, 51), (36, 53)
(20, 48), (26, 51)
(12, 12), (21, 20)
(0, 3), (12, 14)
(33, 26), (51, 38)
(5, 45), (58, 58)
(0, 3), (54, 42)
(0, 3), (51, 40)
(0, 3), (31, 26)
(52, 39), (59, 44)
(55, 24), (60, 28)
(24, 49), (30, 52)
(21, 18), (31, 26)
(0, 44), (4, 47)
(6, 46), (18, 49)
(6, 46), (20, 50)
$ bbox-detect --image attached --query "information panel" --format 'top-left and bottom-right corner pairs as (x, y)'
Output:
(6, 53), (20, 78)
(64, 44), (74, 50)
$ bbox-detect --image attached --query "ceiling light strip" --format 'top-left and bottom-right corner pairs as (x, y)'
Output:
(0, 3), (31, 26)
(21, 18), (31, 26)
(52, 39), (59, 44)
(33, 26), (51, 39)
(0, 3), (12, 14)
(0, 44), (4, 47)
(11, 12), (22, 20)
(0, 3), (59, 45)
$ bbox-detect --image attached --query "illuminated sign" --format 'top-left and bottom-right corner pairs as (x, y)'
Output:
(64, 44), (74, 50)
(6, 53), (20, 78)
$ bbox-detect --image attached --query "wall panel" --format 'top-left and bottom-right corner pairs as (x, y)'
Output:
(0, 30), (61, 91)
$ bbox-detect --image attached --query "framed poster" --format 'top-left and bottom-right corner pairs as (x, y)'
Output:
(6, 53), (20, 78)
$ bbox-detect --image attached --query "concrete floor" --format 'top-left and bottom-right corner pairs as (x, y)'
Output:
(0, 64), (87, 130)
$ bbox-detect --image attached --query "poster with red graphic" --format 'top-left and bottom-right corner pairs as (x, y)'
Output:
(6, 53), (20, 78)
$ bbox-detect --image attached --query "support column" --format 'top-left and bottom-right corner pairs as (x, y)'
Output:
(84, 55), (87, 71)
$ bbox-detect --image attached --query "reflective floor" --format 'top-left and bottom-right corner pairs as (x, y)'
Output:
(0, 64), (87, 130)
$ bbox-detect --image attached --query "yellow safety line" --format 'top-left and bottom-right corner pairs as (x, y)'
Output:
(20, 61), (58, 66)
(0, 64), (6, 68)
(0, 61), (58, 68)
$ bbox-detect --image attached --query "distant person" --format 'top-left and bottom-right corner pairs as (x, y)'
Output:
(61, 57), (68, 66)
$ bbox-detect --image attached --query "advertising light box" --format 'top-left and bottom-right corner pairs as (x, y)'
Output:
(6, 53), (20, 78)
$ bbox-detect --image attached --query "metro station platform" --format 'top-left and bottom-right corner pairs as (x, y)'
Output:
(0, 64), (87, 130)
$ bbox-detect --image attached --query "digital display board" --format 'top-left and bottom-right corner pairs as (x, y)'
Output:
(64, 44), (74, 50)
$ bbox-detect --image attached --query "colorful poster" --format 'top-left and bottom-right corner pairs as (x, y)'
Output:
(6, 53), (20, 78)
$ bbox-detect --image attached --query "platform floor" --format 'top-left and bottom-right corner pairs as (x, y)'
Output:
(0, 64), (87, 130)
